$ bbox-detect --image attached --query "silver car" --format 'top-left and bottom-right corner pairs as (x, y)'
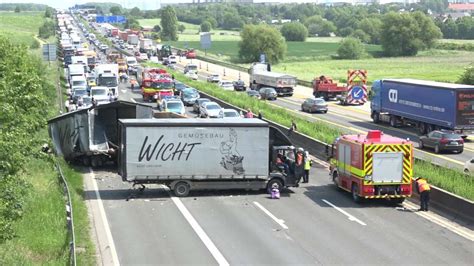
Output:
(301, 98), (328, 113)
(259, 87), (278, 100)
(200, 102), (223, 118)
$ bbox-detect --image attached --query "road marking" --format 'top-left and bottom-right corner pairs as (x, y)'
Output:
(90, 169), (120, 266)
(322, 199), (367, 226)
(253, 201), (289, 229)
(403, 201), (474, 242)
(164, 186), (229, 266)
(121, 89), (127, 93)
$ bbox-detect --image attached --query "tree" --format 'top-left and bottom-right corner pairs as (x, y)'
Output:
(337, 37), (365, 59)
(95, 6), (103, 15)
(44, 7), (52, 18)
(411, 11), (442, 49)
(153, 24), (161, 33)
(350, 29), (371, 43)
(38, 21), (55, 39)
(222, 13), (244, 30)
(238, 24), (286, 64)
(304, 15), (336, 37)
(200, 21), (211, 32)
(458, 65), (474, 85)
(357, 17), (382, 44)
(280, 22), (308, 42)
(160, 6), (178, 41)
(109, 6), (122, 15)
(125, 17), (140, 30)
(14, 6), (20, 13)
(380, 12), (423, 56)
(129, 7), (142, 17)
(178, 24), (186, 34)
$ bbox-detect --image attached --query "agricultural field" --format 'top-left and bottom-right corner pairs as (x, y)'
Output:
(0, 11), (46, 47)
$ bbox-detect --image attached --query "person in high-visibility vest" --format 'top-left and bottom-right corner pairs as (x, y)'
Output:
(415, 177), (431, 211)
(302, 151), (312, 183)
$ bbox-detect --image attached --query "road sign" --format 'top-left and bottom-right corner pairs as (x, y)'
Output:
(95, 16), (127, 24)
(259, 53), (266, 63)
(200, 32), (211, 50)
(350, 86), (364, 100)
(42, 44), (57, 61)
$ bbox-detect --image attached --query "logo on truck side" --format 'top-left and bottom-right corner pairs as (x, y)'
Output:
(138, 135), (201, 162)
(220, 128), (245, 175)
(388, 89), (398, 103)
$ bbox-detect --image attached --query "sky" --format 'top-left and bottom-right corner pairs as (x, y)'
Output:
(0, 0), (321, 10)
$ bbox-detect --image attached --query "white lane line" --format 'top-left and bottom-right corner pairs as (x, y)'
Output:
(253, 201), (289, 230)
(163, 187), (229, 266)
(90, 169), (120, 266)
(403, 201), (474, 242)
(322, 199), (367, 226)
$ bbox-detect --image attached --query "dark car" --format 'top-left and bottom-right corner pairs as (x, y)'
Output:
(246, 90), (261, 99)
(181, 88), (200, 106)
(259, 87), (278, 100)
(193, 98), (211, 114)
(174, 81), (189, 96)
(233, 80), (246, 91)
(301, 98), (328, 113)
(419, 130), (464, 153)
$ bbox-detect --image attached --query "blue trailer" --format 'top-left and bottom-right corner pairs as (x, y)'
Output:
(370, 79), (474, 136)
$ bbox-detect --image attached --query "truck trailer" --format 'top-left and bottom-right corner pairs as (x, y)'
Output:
(329, 130), (414, 203)
(371, 79), (474, 136)
(248, 63), (296, 97)
(95, 64), (119, 99)
(118, 118), (302, 196)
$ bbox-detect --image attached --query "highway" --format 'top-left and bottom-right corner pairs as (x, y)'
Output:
(79, 23), (474, 265)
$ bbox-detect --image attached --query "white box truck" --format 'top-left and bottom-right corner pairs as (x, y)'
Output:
(248, 62), (296, 97)
(95, 64), (119, 99)
(127, 34), (139, 45)
(118, 118), (302, 196)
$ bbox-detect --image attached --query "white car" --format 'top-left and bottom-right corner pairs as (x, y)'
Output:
(185, 71), (198, 80)
(200, 102), (223, 118)
(168, 55), (178, 64)
(464, 158), (474, 174)
(218, 80), (234, 91)
(223, 109), (241, 118)
(90, 86), (111, 105)
(138, 53), (148, 62)
(149, 56), (159, 63)
(207, 74), (221, 83)
(163, 99), (186, 116)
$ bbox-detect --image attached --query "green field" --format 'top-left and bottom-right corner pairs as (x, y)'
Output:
(0, 11), (47, 46)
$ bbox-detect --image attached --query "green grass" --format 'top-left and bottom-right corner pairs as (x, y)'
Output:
(438, 39), (474, 44)
(0, 11), (45, 47)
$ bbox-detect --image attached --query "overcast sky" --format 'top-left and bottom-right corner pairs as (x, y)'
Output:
(1, 0), (322, 10)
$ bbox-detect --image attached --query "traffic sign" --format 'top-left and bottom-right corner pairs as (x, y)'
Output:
(259, 53), (266, 63)
(200, 32), (211, 50)
(42, 44), (57, 61)
(350, 86), (364, 100)
(95, 16), (126, 24)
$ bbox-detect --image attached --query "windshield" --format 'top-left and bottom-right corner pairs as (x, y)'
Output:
(206, 104), (221, 110)
(98, 77), (118, 87)
(175, 83), (187, 90)
(443, 133), (461, 139)
(167, 102), (182, 110)
(127, 59), (137, 65)
(314, 99), (326, 104)
(224, 111), (239, 117)
(187, 65), (197, 71)
(91, 89), (107, 96)
(74, 90), (87, 96)
(184, 91), (198, 98)
(151, 81), (173, 89)
(83, 97), (92, 104)
(72, 80), (86, 86)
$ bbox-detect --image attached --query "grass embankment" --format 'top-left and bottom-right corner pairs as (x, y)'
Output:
(0, 13), (95, 264)
(166, 68), (474, 200)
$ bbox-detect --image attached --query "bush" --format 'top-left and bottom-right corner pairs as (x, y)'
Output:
(38, 20), (55, 39)
(30, 39), (40, 49)
(350, 29), (371, 44)
(200, 21), (211, 32)
(458, 65), (474, 85)
(280, 22), (308, 42)
(337, 37), (365, 59)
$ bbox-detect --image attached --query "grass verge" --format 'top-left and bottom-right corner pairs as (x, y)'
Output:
(166, 67), (474, 200)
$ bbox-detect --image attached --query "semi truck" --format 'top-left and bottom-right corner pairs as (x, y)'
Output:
(371, 79), (474, 136)
(248, 63), (296, 97)
(95, 64), (119, 99)
(328, 130), (414, 203)
(139, 38), (153, 53)
(127, 34), (139, 45)
(118, 118), (302, 196)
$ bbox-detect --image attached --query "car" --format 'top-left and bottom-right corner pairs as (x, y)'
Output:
(86, 75), (96, 87)
(185, 71), (198, 80)
(259, 87), (278, 100)
(168, 55), (178, 64)
(246, 90), (261, 99)
(174, 81), (189, 95)
(464, 158), (474, 174)
(181, 88), (200, 106)
(76, 96), (93, 110)
(149, 56), (159, 63)
(138, 53), (148, 62)
(193, 98), (211, 114)
(99, 44), (108, 52)
(163, 99), (186, 116)
(184, 63), (198, 74)
(71, 88), (88, 104)
(419, 130), (464, 154)
(90, 86), (111, 105)
(167, 63), (177, 70)
(301, 98), (328, 113)
(200, 102), (223, 118)
(222, 108), (241, 118)
(218, 80), (234, 90)
(233, 80), (246, 91)
(207, 73), (221, 83)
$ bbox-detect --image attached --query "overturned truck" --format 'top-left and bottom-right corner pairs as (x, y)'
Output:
(48, 101), (153, 167)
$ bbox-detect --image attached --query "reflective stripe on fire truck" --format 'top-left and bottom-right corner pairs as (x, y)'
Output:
(364, 144), (412, 184)
(335, 161), (365, 177)
(365, 195), (408, 199)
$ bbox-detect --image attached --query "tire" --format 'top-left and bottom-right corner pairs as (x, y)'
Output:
(464, 168), (470, 175)
(323, 110), (328, 114)
(458, 148), (463, 154)
(419, 140), (424, 149)
(301, 106), (305, 112)
(174, 182), (190, 197)
(372, 112), (380, 124)
(351, 183), (362, 203)
(332, 171), (339, 187)
(267, 178), (283, 193)
(82, 157), (90, 166)
(91, 157), (98, 168)
(389, 115), (397, 127)
(434, 144), (440, 154)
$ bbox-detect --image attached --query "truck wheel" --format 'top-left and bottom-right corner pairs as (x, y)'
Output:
(372, 112), (380, 124)
(82, 157), (90, 166)
(418, 123), (427, 135)
(174, 182), (190, 197)
(351, 183), (362, 203)
(91, 157), (98, 168)
(389, 115), (397, 127)
(267, 178), (283, 193)
(434, 145), (440, 154)
(332, 171), (339, 187)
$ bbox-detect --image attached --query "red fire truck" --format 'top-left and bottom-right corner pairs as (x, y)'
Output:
(328, 130), (413, 203)
(138, 68), (174, 102)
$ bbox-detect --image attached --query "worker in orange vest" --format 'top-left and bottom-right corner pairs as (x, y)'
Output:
(415, 177), (431, 211)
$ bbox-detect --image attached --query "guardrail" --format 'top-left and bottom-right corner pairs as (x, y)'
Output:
(200, 91), (474, 224)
